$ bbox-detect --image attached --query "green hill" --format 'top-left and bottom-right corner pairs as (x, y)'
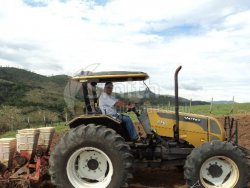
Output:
(0, 67), (71, 131)
(0, 67), (69, 110)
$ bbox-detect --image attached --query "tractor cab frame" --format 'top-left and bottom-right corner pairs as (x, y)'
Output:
(68, 71), (149, 140)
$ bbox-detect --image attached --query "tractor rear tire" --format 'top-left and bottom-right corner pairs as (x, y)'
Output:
(49, 124), (133, 188)
(184, 140), (250, 188)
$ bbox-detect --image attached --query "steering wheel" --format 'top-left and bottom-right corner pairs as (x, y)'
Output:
(126, 102), (140, 117)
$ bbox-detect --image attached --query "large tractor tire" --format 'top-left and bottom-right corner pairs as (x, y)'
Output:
(49, 124), (133, 188)
(184, 140), (250, 188)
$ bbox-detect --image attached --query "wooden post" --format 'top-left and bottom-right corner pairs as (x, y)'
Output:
(210, 97), (213, 114)
(189, 99), (192, 113)
(11, 116), (14, 131)
(44, 116), (46, 127)
(65, 112), (68, 123)
(27, 117), (30, 128)
(231, 96), (235, 114)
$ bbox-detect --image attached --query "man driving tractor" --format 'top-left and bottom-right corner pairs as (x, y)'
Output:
(50, 70), (250, 188)
(99, 81), (140, 141)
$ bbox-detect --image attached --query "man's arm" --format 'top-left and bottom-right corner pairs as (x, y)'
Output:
(114, 100), (135, 109)
(114, 100), (126, 108)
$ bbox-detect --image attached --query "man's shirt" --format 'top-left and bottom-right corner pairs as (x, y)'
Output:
(99, 92), (118, 116)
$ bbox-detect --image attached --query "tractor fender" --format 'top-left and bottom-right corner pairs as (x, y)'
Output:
(67, 115), (129, 139)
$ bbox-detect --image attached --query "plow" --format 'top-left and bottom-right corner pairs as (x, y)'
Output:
(0, 127), (55, 187)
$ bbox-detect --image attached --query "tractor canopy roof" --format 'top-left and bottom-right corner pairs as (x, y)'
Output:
(72, 71), (149, 83)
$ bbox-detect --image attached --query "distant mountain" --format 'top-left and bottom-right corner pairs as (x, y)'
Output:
(116, 90), (209, 106)
(213, 101), (237, 104)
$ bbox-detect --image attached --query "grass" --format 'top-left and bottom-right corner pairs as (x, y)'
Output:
(165, 103), (250, 116)
(0, 131), (17, 138)
(190, 103), (250, 116)
(54, 123), (70, 132)
(125, 111), (139, 122)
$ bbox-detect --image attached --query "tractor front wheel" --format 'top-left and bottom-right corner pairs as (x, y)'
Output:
(184, 141), (249, 188)
(49, 124), (133, 188)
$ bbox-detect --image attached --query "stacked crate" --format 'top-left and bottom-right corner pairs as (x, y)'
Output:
(16, 128), (40, 158)
(37, 127), (55, 152)
(0, 138), (16, 167)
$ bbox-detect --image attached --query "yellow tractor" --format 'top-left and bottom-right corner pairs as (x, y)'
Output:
(49, 66), (250, 188)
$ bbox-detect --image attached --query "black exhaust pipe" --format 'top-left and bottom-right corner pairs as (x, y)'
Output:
(174, 66), (182, 141)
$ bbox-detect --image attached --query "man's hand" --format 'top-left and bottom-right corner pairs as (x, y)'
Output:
(115, 100), (136, 111)
(127, 103), (135, 109)
(114, 100), (126, 108)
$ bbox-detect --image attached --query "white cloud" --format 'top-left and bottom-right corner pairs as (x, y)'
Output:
(0, 0), (250, 102)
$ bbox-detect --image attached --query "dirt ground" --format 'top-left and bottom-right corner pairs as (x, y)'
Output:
(227, 114), (250, 150)
(49, 114), (250, 188)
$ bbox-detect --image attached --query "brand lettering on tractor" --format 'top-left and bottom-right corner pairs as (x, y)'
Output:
(184, 116), (201, 123)
(157, 120), (167, 125)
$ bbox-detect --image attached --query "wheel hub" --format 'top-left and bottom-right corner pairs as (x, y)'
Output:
(200, 156), (239, 187)
(208, 163), (223, 178)
(77, 150), (107, 180)
(87, 159), (99, 171)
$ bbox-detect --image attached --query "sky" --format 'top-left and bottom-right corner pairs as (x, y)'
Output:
(0, 0), (250, 102)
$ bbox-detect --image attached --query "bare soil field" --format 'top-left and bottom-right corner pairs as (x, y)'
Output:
(228, 114), (250, 150)
(48, 114), (250, 188)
